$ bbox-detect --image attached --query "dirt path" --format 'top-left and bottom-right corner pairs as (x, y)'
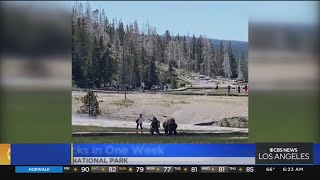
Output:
(73, 91), (247, 124)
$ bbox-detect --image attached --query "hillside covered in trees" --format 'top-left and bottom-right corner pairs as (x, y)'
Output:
(72, 2), (248, 89)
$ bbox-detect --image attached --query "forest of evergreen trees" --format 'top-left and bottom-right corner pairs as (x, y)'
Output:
(72, 2), (248, 89)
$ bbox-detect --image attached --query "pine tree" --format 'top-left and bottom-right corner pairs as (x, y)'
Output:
(92, 36), (101, 87)
(228, 42), (237, 79)
(209, 42), (215, 77)
(164, 30), (172, 64)
(201, 38), (215, 77)
(196, 36), (204, 73)
(72, 4), (84, 83)
(168, 60), (177, 89)
(222, 46), (232, 79)
(80, 17), (93, 87)
(216, 41), (224, 76)
(240, 51), (248, 81)
(155, 34), (165, 63)
(237, 51), (244, 81)
(183, 35), (191, 71)
(132, 50), (141, 87)
(191, 34), (197, 71)
(148, 52), (158, 88)
(140, 46), (148, 85)
(81, 90), (101, 116)
(104, 44), (115, 85)
(118, 21), (125, 46)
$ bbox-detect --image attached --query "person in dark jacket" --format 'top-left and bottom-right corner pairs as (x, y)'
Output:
(150, 116), (161, 135)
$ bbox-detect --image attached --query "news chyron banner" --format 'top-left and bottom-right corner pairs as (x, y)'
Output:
(0, 144), (319, 166)
(72, 144), (318, 165)
(72, 144), (255, 165)
(0, 144), (10, 165)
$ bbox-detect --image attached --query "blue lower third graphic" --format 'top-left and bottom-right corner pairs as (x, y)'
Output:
(73, 144), (255, 157)
(15, 166), (63, 173)
(11, 144), (71, 165)
(314, 144), (320, 165)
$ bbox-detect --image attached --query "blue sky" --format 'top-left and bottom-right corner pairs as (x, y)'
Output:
(6, 1), (318, 42)
(74, 1), (318, 42)
(75, 1), (250, 41)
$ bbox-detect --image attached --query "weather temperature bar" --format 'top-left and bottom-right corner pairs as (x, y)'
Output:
(7, 165), (319, 174)
(62, 166), (255, 173)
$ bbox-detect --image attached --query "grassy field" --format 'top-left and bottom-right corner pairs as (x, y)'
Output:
(1, 90), (71, 143)
(249, 92), (320, 143)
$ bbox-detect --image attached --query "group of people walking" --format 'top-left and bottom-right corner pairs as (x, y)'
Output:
(140, 82), (170, 92)
(227, 84), (248, 94)
(135, 114), (178, 135)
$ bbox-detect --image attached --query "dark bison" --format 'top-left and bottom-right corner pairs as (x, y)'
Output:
(162, 118), (178, 135)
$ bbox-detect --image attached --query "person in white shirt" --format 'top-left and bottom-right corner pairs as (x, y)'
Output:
(136, 114), (145, 133)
